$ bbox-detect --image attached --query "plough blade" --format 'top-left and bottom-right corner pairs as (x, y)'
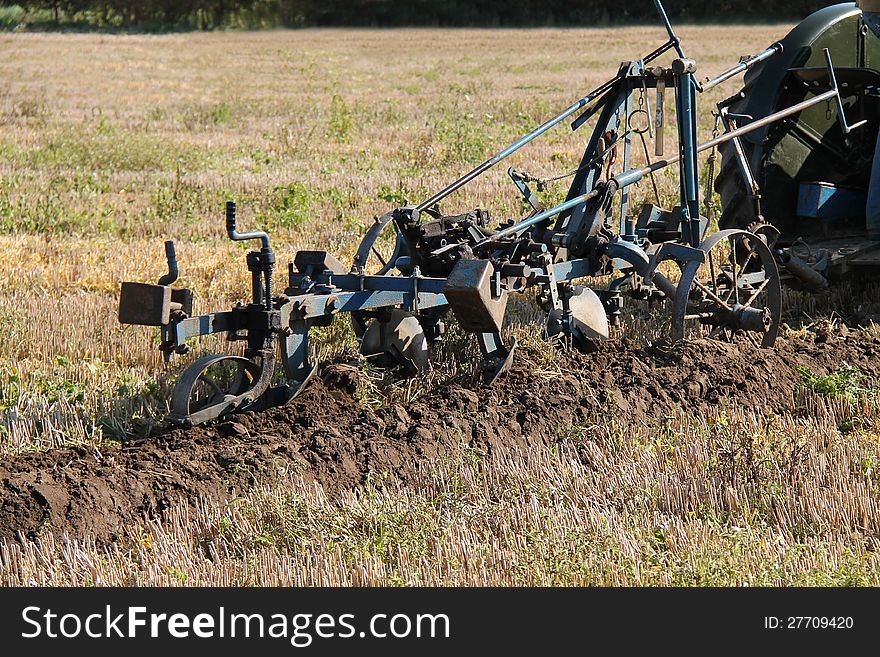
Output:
(360, 309), (430, 373)
(547, 286), (609, 348)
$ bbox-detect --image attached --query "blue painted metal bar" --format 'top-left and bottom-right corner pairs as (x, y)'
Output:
(475, 188), (600, 246)
(675, 71), (701, 247)
(323, 273), (447, 294)
(620, 81), (633, 238)
(295, 290), (448, 320)
(169, 311), (236, 344)
(414, 90), (607, 213)
(167, 291), (449, 347)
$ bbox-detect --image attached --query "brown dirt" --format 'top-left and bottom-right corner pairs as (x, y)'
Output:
(1, 328), (878, 545)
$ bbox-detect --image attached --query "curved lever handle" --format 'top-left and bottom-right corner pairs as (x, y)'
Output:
(157, 240), (179, 286)
(823, 48), (868, 135)
(226, 200), (270, 250)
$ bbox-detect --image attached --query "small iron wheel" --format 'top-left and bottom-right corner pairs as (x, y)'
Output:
(168, 354), (263, 425)
(672, 229), (782, 347)
(350, 209), (407, 339)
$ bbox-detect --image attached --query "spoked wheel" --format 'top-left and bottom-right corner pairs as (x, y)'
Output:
(168, 354), (266, 426)
(352, 209), (406, 276)
(672, 229), (782, 347)
(351, 209), (408, 339)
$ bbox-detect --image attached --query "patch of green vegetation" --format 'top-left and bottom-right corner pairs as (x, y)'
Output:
(0, 357), (84, 410)
(51, 170), (111, 195)
(434, 114), (487, 164)
(209, 101), (232, 125)
(326, 94), (354, 143)
(258, 181), (362, 231)
(249, 146), (276, 170)
(0, 177), (119, 235)
(376, 184), (407, 206)
(166, 566), (188, 584)
(29, 124), (199, 172)
(416, 69), (439, 83)
(797, 363), (871, 402)
(0, 5), (25, 29)
(266, 181), (316, 228)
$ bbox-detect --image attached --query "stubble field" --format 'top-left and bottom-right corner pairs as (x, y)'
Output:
(2, 24), (880, 585)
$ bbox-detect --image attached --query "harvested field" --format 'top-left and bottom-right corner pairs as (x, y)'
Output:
(2, 328), (880, 586)
(2, 24), (880, 585)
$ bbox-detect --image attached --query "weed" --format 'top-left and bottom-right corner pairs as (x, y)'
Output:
(266, 181), (316, 228)
(210, 101), (232, 125)
(797, 363), (870, 402)
(327, 95), (354, 143)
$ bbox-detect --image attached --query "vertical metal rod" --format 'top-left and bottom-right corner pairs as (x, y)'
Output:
(621, 92), (633, 238)
(675, 72), (701, 247)
(719, 108), (759, 195)
(251, 270), (264, 307)
(655, 79), (665, 157)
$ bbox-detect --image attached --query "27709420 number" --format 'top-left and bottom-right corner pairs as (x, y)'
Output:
(764, 617), (854, 629)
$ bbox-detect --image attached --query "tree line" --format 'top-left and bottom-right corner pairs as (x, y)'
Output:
(3, 0), (838, 29)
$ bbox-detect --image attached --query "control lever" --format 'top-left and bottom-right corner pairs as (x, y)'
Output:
(226, 200), (271, 249)
(824, 48), (868, 134)
(225, 200), (275, 310)
(157, 240), (179, 286)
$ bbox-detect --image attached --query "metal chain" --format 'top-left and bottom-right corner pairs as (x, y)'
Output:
(519, 129), (635, 191)
(704, 114), (721, 222)
(618, 106), (660, 207)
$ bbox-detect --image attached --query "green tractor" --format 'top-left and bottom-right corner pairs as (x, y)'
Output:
(717, 2), (880, 286)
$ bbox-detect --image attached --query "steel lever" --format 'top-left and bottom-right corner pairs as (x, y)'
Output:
(824, 48), (868, 135)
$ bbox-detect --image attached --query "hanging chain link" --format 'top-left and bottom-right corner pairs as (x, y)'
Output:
(704, 114), (722, 223)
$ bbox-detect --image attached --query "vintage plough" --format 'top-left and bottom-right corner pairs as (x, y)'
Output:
(119, 1), (879, 426)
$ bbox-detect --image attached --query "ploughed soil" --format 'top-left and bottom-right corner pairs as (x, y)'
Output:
(2, 327), (879, 544)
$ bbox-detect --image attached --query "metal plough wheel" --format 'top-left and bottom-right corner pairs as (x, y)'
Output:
(169, 354), (263, 425)
(350, 210), (407, 339)
(353, 210), (405, 276)
(672, 229), (782, 347)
